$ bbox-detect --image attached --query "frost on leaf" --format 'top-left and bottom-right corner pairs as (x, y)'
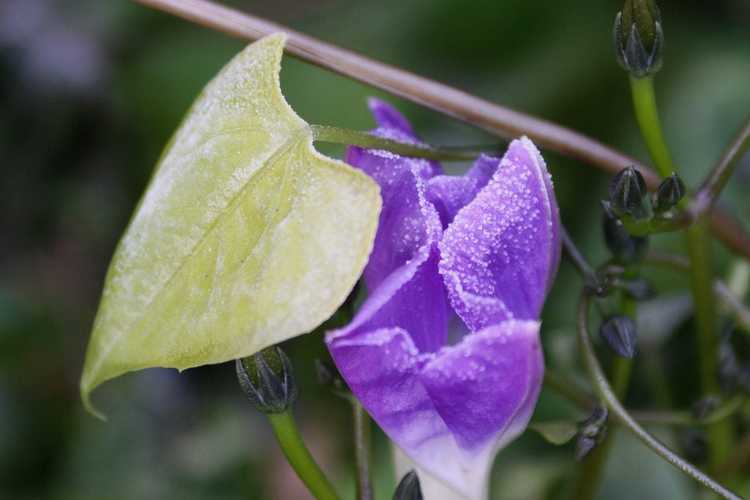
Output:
(80, 33), (381, 418)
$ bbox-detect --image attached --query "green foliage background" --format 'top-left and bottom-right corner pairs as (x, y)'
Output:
(1, 0), (748, 498)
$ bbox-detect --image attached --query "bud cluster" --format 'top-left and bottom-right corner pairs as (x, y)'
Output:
(602, 166), (685, 264)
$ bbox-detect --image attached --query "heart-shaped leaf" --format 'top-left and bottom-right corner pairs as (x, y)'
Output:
(80, 33), (381, 417)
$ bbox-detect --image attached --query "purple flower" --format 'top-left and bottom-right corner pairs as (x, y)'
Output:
(326, 99), (560, 498)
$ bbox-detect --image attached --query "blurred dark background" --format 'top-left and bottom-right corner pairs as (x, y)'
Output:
(1, 0), (749, 499)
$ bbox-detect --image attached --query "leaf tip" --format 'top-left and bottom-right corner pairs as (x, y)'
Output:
(80, 380), (108, 421)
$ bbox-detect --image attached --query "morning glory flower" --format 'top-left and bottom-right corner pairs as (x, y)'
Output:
(326, 99), (561, 499)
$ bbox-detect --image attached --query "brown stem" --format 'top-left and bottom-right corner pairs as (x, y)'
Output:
(689, 117), (750, 220)
(132, 0), (750, 260)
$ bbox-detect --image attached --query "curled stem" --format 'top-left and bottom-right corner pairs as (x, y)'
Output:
(267, 411), (341, 500)
(132, 0), (750, 260)
(571, 285), (636, 500)
(576, 292), (741, 500)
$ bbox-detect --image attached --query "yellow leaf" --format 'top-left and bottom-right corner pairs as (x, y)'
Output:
(80, 33), (381, 418)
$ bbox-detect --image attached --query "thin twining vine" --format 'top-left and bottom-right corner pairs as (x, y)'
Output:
(576, 291), (741, 500)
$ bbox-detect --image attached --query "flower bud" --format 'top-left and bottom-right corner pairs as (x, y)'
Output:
(393, 470), (423, 500)
(609, 167), (649, 219)
(654, 173), (686, 212)
(602, 209), (649, 264)
(599, 315), (637, 358)
(575, 407), (609, 461)
(236, 346), (298, 414)
(614, 0), (664, 77)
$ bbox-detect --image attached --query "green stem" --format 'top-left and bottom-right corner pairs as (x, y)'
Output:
(629, 76), (675, 178)
(267, 411), (341, 500)
(686, 221), (734, 468)
(576, 292), (741, 500)
(630, 75), (734, 470)
(351, 401), (373, 500)
(311, 124), (478, 161)
(612, 294), (636, 399)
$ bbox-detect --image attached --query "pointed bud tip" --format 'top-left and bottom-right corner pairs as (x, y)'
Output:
(599, 315), (638, 358)
(614, 0), (664, 77)
(236, 346), (298, 414)
(609, 167), (649, 219)
(394, 470), (423, 500)
(575, 407), (609, 461)
(654, 173), (686, 212)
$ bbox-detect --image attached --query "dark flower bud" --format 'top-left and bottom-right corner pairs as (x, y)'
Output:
(609, 167), (649, 219)
(654, 173), (686, 212)
(614, 0), (664, 77)
(575, 407), (609, 461)
(393, 470), (423, 500)
(599, 315), (637, 358)
(620, 277), (655, 301)
(603, 210), (649, 264)
(236, 346), (298, 414)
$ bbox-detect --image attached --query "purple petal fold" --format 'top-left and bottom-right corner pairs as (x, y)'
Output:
(332, 101), (560, 498)
(419, 320), (543, 451)
(367, 97), (416, 137)
(328, 316), (543, 496)
(439, 137), (560, 331)
(346, 101), (443, 291)
(426, 154), (497, 227)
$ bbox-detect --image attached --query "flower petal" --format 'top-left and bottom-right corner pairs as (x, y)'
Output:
(419, 320), (544, 452)
(439, 138), (560, 331)
(346, 141), (443, 292)
(367, 97), (416, 137)
(329, 240), (448, 352)
(329, 319), (543, 499)
(426, 154), (498, 227)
